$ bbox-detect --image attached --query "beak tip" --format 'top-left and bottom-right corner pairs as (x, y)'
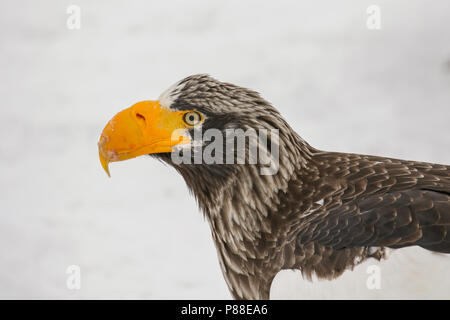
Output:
(102, 162), (111, 178)
(102, 161), (111, 178)
(99, 151), (112, 178)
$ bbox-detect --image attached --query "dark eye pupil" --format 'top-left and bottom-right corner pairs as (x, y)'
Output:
(189, 115), (195, 121)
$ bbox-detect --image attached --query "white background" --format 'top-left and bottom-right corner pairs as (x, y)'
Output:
(0, 0), (449, 298)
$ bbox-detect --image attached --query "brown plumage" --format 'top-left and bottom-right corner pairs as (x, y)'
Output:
(101, 74), (450, 299)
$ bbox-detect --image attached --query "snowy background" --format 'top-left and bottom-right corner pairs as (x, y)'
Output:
(0, 0), (449, 299)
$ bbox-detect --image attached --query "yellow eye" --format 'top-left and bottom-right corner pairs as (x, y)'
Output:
(183, 111), (202, 126)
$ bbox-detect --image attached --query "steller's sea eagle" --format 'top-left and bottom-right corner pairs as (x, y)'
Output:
(98, 74), (450, 299)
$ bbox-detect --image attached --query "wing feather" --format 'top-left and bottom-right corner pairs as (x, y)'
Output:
(290, 153), (450, 278)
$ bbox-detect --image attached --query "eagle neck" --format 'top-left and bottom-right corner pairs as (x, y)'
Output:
(174, 130), (315, 299)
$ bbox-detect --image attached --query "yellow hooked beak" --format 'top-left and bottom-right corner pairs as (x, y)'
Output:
(98, 100), (192, 177)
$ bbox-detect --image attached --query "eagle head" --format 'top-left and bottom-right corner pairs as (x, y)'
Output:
(98, 74), (301, 178)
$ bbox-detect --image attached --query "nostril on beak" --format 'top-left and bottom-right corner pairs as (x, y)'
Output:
(135, 113), (146, 128)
